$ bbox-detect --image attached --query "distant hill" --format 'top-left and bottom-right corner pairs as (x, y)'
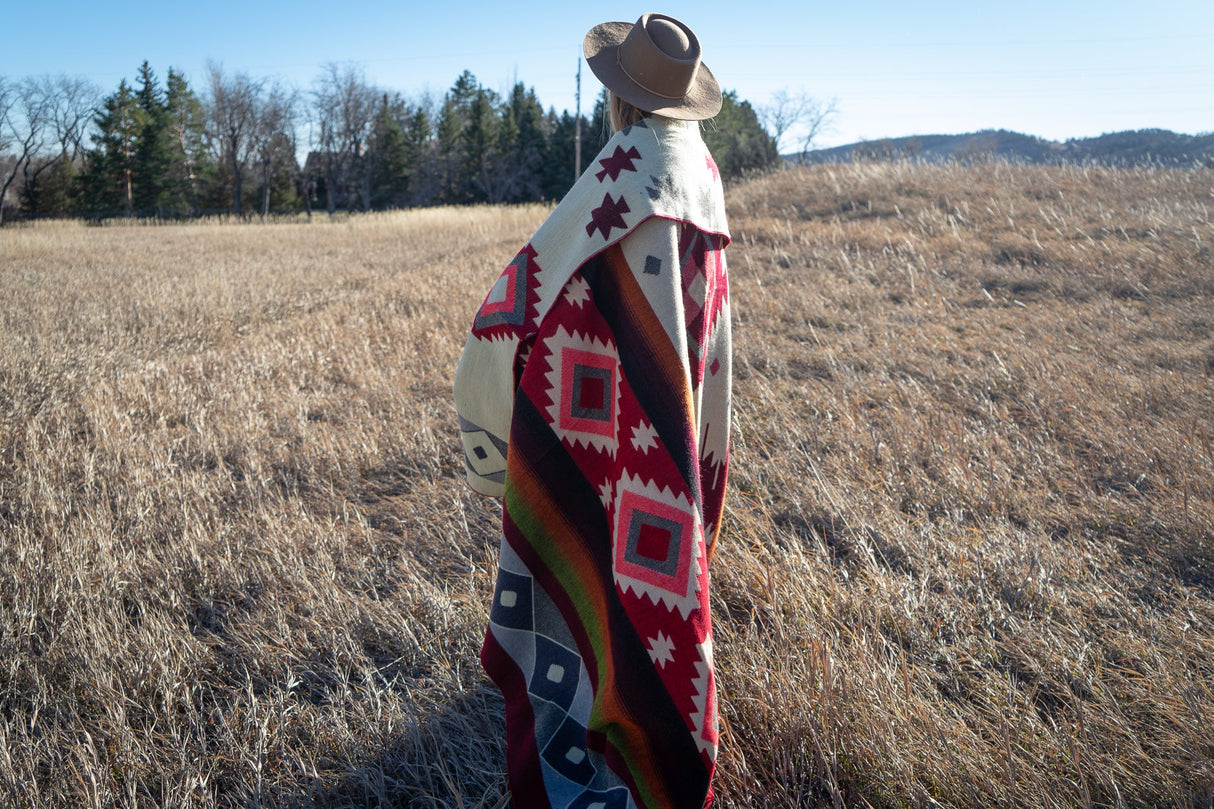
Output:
(796, 128), (1214, 167)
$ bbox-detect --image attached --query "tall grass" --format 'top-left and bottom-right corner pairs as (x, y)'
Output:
(0, 166), (1211, 807)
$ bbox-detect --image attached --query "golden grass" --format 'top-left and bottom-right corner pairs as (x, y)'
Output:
(1, 165), (1211, 808)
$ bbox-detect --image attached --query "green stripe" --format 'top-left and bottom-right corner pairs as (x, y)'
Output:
(505, 480), (667, 808)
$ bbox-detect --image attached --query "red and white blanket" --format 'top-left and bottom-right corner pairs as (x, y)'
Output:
(455, 116), (731, 809)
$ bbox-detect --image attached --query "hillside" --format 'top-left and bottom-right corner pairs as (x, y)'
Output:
(801, 128), (1214, 167)
(1, 163), (1212, 807)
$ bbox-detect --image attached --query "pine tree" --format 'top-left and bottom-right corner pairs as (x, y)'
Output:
(500, 83), (546, 202)
(587, 89), (612, 157)
(83, 79), (141, 216)
(433, 71), (503, 204)
(434, 96), (462, 204)
(463, 88), (497, 202)
(369, 94), (409, 208)
(403, 105), (434, 205)
(164, 69), (209, 216)
(133, 61), (173, 215)
(540, 110), (577, 200)
(541, 107), (599, 201)
(701, 91), (779, 181)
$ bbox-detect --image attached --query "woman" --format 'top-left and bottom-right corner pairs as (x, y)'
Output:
(454, 13), (731, 809)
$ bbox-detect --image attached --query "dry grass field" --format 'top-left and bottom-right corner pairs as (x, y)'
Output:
(1, 161), (1212, 808)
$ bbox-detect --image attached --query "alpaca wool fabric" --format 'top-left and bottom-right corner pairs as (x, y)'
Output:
(454, 117), (731, 809)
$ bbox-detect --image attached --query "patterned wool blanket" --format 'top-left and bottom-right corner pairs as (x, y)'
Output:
(454, 117), (731, 809)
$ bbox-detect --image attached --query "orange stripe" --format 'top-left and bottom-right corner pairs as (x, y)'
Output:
(507, 434), (675, 809)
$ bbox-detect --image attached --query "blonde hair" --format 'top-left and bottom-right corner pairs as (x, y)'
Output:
(609, 92), (649, 132)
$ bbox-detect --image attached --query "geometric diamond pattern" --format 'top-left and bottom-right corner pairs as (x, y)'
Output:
(611, 472), (703, 619)
(489, 569), (534, 632)
(475, 248), (534, 331)
(545, 326), (620, 456)
(459, 416), (508, 484)
(568, 362), (613, 423)
(542, 715), (597, 786)
(559, 346), (616, 441)
(624, 508), (683, 581)
(530, 635), (581, 713)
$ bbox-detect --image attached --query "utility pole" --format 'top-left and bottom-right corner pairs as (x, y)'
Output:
(574, 55), (582, 182)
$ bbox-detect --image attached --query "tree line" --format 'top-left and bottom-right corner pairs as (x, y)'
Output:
(1, 62), (788, 224)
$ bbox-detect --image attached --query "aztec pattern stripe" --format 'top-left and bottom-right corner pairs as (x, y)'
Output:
(482, 629), (553, 809)
(584, 246), (701, 501)
(498, 393), (708, 809)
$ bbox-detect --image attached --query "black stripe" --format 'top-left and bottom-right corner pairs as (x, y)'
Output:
(582, 251), (702, 505)
(506, 389), (709, 807)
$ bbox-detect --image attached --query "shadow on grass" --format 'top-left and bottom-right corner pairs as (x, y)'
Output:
(307, 685), (509, 809)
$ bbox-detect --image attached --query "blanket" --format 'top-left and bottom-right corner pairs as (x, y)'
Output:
(454, 117), (731, 809)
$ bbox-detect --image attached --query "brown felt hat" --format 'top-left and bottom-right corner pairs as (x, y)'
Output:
(584, 13), (722, 121)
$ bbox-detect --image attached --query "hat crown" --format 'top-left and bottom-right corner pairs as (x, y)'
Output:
(647, 17), (692, 60)
(618, 13), (701, 100)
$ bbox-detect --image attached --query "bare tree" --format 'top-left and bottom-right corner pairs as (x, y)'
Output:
(1, 78), (19, 222)
(252, 83), (299, 218)
(760, 89), (838, 166)
(207, 62), (262, 215)
(0, 79), (10, 154)
(311, 63), (377, 213)
(44, 76), (99, 163)
(0, 77), (53, 225)
(15, 76), (101, 216)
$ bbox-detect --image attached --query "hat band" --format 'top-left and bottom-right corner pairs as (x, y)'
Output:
(616, 46), (690, 101)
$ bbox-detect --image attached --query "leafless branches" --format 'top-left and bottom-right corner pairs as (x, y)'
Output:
(760, 88), (839, 165)
(0, 77), (54, 224)
(206, 62), (264, 215)
(311, 62), (379, 213)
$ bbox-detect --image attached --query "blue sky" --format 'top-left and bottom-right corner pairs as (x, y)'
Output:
(5, 0), (1211, 149)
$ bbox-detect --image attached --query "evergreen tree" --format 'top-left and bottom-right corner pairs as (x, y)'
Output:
(164, 69), (209, 216)
(540, 110), (583, 201)
(368, 93), (409, 208)
(83, 79), (141, 216)
(701, 90), (779, 181)
(403, 104), (435, 206)
(133, 61), (173, 215)
(434, 95), (464, 204)
(463, 87), (497, 202)
(434, 72), (483, 204)
(499, 83), (546, 202)
(587, 89), (612, 156)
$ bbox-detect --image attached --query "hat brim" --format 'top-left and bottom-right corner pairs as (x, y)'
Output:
(583, 20), (722, 121)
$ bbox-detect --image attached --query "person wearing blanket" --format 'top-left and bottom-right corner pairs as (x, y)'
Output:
(454, 13), (731, 809)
